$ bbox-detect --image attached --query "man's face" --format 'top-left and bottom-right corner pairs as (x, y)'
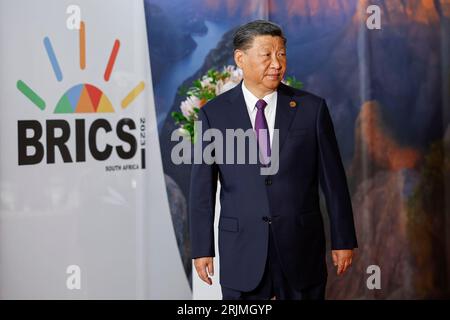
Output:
(235, 35), (286, 95)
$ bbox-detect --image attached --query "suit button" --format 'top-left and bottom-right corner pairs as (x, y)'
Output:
(265, 178), (272, 186)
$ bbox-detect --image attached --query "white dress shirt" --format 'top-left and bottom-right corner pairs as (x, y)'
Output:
(241, 81), (278, 147)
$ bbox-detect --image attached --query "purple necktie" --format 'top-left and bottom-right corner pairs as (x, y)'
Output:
(255, 99), (271, 165)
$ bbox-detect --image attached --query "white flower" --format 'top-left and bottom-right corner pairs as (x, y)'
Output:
(180, 95), (200, 117)
(223, 65), (243, 83)
(178, 127), (190, 137)
(215, 79), (240, 95)
(200, 77), (214, 88)
(230, 68), (243, 82)
(215, 79), (224, 95)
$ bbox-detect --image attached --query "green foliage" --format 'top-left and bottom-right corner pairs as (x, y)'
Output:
(284, 76), (303, 89)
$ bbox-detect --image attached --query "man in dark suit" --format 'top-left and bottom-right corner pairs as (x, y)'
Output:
(189, 20), (357, 300)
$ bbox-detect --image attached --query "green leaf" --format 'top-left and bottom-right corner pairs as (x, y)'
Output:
(171, 111), (188, 124)
(285, 76), (303, 89)
(193, 79), (202, 89)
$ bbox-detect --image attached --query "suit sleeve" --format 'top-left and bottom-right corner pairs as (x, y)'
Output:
(317, 99), (358, 250)
(189, 107), (219, 259)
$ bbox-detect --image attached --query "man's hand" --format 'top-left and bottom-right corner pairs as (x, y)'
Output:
(194, 257), (214, 285)
(332, 249), (354, 276)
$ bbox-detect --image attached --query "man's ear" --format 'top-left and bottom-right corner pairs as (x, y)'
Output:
(234, 49), (244, 69)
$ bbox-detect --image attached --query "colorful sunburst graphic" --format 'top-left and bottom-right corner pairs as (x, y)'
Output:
(16, 21), (145, 113)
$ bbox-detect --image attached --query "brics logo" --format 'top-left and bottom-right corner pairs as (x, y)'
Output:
(16, 20), (147, 168)
(54, 83), (115, 113)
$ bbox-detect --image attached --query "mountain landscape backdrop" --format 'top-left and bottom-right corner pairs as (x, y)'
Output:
(144, 0), (450, 298)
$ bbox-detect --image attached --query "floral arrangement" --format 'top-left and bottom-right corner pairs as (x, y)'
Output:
(171, 65), (303, 141)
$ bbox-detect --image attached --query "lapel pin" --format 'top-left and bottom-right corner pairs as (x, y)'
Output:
(289, 100), (297, 108)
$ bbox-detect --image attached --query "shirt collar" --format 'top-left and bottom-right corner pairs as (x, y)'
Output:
(242, 80), (277, 113)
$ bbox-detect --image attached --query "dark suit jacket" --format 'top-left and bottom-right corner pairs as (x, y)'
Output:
(189, 81), (357, 292)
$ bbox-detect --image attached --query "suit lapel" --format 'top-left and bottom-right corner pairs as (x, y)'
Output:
(227, 80), (253, 132)
(226, 82), (263, 174)
(274, 82), (297, 155)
